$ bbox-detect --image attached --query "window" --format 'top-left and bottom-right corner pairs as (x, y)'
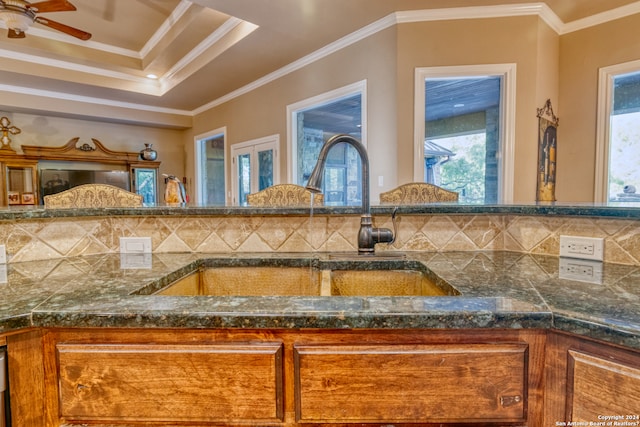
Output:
(596, 61), (640, 204)
(195, 128), (226, 205)
(287, 81), (366, 206)
(414, 65), (516, 203)
(231, 135), (279, 205)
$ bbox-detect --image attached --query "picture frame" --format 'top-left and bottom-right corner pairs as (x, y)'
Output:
(7, 191), (20, 205)
(536, 99), (559, 202)
(21, 192), (35, 205)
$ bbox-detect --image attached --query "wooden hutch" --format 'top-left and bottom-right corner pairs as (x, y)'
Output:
(0, 137), (160, 206)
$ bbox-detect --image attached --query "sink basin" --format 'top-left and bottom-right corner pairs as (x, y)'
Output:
(153, 258), (459, 297)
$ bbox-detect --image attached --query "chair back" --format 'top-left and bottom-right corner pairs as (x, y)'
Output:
(379, 182), (459, 204)
(44, 184), (143, 208)
(246, 184), (324, 207)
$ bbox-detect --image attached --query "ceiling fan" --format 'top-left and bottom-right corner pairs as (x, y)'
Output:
(0, 0), (91, 40)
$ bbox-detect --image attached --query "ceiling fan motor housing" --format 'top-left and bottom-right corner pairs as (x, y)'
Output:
(0, 1), (36, 33)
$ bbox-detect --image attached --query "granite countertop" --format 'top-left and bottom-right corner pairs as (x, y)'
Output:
(3, 202), (640, 220)
(0, 251), (638, 350)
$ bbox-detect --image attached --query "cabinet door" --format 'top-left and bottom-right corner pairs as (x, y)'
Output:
(567, 349), (640, 421)
(294, 343), (528, 424)
(57, 342), (284, 424)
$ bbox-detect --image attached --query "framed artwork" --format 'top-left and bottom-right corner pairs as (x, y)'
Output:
(21, 192), (35, 205)
(536, 99), (559, 202)
(7, 191), (20, 205)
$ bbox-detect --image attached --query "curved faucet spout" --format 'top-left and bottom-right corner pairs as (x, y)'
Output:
(306, 134), (395, 254)
(306, 134), (370, 215)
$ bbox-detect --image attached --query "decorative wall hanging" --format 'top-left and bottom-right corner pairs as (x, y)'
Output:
(536, 99), (559, 202)
(0, 116), (21, 152)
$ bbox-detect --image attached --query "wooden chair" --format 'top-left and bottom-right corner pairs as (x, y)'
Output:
(379, 182), (459, 204)
(44, 183), (143, 208)
(246, 184), (324, 207)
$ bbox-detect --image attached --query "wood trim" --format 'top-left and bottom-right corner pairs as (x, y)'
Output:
(6, 330), (46, 427)
(20, 137), (159, 168)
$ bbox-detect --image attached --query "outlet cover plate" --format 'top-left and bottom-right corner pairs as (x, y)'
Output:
(119, 237), (152, 254)
(0, 244), (6, 264)
(559, 235), (604, 261)
(559, 257), (603, 284)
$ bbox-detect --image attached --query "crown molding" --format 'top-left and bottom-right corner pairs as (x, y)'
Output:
(3, 2), (640, 119)
(560, 1), (640, 34)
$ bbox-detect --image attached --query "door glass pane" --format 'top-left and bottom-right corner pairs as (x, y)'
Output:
(238, 153), (251, 206)
(257, 148), (274, 191)
(608, 71), (640, 203)
(294, 93), (362, 206)
(199, 135), (225, 205)
(134, 169), (157, 204)
(425, 77), (501, 204)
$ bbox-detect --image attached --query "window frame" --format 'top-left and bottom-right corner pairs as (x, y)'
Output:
(413, 64), (516, 203)
(286, 80), (367, 184)
(193, 126), (227, 205)
(594, 59), (640, 203)
(231, 134), (280, 205)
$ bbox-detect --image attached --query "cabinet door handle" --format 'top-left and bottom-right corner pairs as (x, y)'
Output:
(500, 395), (522, 407)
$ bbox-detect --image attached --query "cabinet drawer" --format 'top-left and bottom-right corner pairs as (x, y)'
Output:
(568, 350), (640, 421)
(57, 342), (283, 423)
(294, 343), (527, 423)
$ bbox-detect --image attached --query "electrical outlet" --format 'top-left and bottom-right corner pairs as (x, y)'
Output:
(119, 237), (152, 254)
(559, 258), (603, 284)
(559, 235), (604, 261)
(0, 244), (5, 264)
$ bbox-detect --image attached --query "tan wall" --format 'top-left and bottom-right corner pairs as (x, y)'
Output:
(190, 15), (561, 204)
(0, 111), (186, 185)
(557, 13), (640, 202)
(396, 16), (554, 203)
(187, 28), (398, 204)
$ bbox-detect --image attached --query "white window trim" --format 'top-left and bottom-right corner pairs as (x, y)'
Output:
(231, 134), (280, 205)
(193, 126), (227, 205)
(286, 80), (367, 183)
(594, 59), (640, 203)
(413, 64), (516, 203)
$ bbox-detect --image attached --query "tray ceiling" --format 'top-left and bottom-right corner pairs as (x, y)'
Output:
(0, 0), (638, 116)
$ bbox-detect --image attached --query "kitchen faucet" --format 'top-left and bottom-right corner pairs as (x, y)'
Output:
(306, 134), (397, 255)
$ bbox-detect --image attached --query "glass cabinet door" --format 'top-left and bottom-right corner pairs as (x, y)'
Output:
(3, 162), (37, 205)
(133, 168), (157, 204)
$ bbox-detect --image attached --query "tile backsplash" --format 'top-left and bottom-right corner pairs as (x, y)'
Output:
(2, 213), (640, 265)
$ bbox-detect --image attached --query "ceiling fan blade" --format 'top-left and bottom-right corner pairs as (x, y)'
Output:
(8, 29), (26, 39)
(34, 17), (91, 40)
(27, 0), (76, 13)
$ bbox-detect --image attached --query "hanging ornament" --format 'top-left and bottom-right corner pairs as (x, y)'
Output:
(0, 116), (21, 152)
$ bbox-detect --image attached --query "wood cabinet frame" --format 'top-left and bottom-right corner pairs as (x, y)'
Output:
(0, 138), (160, 206)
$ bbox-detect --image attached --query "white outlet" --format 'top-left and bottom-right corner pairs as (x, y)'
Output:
(0, 244), (5, 264)
(559, 258), (603, 284)
(119, 237), (152, 254)
(559, 235), (604, 261)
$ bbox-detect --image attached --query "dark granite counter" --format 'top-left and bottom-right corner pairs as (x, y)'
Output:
(0, 251), (638, 350)
(2, 202), (640, 219)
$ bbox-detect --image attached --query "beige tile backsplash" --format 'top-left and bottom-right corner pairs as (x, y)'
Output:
(2, 214), (640, 265)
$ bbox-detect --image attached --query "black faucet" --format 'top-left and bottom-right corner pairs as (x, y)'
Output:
(306, 134), (396, 255)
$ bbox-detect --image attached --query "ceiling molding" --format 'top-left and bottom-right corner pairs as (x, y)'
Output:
(139, 0), (193, 59)
(560, 1), (640, 34)
(3, 2), (640, 121)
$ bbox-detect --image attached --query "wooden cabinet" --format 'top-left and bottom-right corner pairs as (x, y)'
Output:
(0, 138), (162, 206)
(24, 328), (545, 427)
(544, 331), (640, 425)
(0, 155), (38, 206)
(56, 342), (283, 424)
(294, 343), (528, 423)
